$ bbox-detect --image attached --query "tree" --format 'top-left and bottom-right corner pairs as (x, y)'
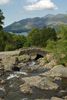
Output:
(27, 27), (57, 47)
(59, 25), (67, 40)
(12, 34), (27, 49)
(27, 28), (41, 47)
(0, 9), (5, 31)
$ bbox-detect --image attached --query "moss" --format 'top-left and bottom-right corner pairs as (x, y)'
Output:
(18, 55), (30, 62)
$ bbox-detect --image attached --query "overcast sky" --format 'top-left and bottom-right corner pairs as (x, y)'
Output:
(0, 0), (67, 26)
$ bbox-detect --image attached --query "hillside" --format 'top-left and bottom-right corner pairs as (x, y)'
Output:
(4, 14), (67, 33)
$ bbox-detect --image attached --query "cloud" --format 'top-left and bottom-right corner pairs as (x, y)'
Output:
(25, 0), (57, 11)
(27, 0), (38, 3)
(0, 0), (10, 5)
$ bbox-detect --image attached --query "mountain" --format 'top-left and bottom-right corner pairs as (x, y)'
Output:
(4, 14), (67, 33)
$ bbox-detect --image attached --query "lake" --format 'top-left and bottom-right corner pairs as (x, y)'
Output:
(15, 32), (28, 36)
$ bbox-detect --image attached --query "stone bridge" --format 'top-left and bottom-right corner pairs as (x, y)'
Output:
(19, 48), (47, 59)
(0, 48), (47, 60)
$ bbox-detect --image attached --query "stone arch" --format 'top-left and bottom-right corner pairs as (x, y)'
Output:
(34, 54), (44, 60)
(19, 48), (47, 58)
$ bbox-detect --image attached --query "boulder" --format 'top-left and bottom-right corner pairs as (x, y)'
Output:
(63, 96), (67, 100)
(37, 77), (59, 90)
(42, 65), (67, 78)
(2, 56), (16, 71)
(17, 62), (27, 69)
(20, 83), (32, 94)
(22, 76), (59, 90)
(23, 76), (41, 85)
(0, 87), (5, 98)
(0, 98), (4, 100)
(58, 90), (67, 97)
(51, 97), (63, 100)
(37, 57), (48, 66)
(5, 77), (25, 93)
(44, 60), (57, 69)
(0, 79), (5, 85)
(45, 53), (54, 62)
(35, 99), (49, 100)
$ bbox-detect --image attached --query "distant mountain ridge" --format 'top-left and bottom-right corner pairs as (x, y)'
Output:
(4, 14), (67, 33)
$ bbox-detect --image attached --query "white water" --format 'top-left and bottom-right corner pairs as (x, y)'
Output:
(29, 61), (36, 66)
(0, 87), (5, 91)
(7, 74), (18, 80)
(14, 71), (28, 75)
(7, 72), (28, 80)
(6, 61), (36, 80)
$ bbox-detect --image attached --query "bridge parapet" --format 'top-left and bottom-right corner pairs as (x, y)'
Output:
(19, 48), (47, 56)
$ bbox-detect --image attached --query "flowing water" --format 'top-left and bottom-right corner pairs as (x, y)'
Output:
(0, 60), (67, 100)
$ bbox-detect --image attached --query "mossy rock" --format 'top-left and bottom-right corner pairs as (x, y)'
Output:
(18, 55), (30, 63)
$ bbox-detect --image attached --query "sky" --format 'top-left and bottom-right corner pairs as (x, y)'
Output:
(0, 0), (67, 26)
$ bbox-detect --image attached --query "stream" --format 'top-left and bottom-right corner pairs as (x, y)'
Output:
(0, 60), (67, 100)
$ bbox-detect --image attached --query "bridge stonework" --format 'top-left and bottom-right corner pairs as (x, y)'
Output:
(19, 48), (47, 57)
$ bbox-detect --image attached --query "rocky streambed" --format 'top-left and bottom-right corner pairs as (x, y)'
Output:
(0, 50), (67, 100)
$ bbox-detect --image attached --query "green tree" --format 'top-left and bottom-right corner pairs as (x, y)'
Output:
(27, 28), (41, 47)
(0, 9), (5, 31)
(27, 27), (57, 47)
(57, 24), (67, 40)
(12, 34), (27, 49)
